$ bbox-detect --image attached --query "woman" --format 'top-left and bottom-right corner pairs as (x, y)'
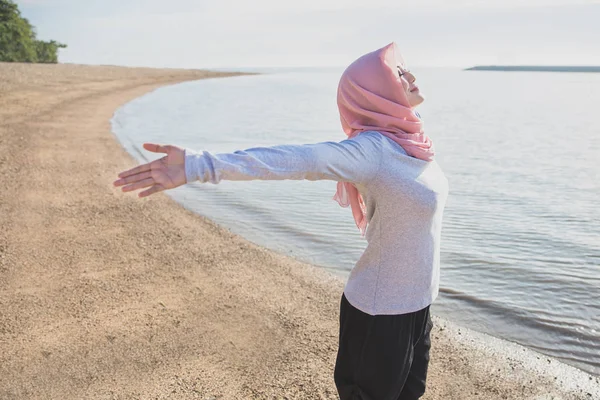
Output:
(114, 42), (449, 400)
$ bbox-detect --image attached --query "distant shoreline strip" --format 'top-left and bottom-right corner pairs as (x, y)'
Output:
(465, 66), (600, 73)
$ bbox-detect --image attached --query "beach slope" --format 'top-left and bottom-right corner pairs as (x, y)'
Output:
(0, 63), (598, 399)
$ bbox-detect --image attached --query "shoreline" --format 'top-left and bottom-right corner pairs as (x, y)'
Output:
(0, 62), (598, 399)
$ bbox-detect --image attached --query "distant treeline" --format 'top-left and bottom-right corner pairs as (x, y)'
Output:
(466, 66), (600, 73)
(0, 0), (66, 63)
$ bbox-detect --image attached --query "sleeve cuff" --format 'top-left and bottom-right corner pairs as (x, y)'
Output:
(184, 148), (201, 183)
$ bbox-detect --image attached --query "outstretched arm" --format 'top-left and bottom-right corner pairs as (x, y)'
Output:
(185, 133), (380, 185)
(114, 132), (381, 198)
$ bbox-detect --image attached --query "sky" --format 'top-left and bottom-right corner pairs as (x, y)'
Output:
(15, 0), (600, 68)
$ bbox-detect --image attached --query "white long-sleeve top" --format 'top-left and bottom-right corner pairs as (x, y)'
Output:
(184, 131), (449, 315)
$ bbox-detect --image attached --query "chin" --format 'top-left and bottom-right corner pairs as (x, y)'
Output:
(410, 97), (425, 108)
(410, 93), (425, 108)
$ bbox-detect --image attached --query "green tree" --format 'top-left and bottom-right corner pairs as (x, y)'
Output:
(35, 39), (67, 63)
(0, 0), (66, 63)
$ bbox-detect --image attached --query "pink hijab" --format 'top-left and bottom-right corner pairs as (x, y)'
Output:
(333, 42), (435, 236)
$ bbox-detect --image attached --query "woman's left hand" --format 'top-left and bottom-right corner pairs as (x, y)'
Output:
(113, 143), (186, 198)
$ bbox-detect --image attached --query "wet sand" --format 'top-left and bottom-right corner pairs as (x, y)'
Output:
(0, 62), (598, 399)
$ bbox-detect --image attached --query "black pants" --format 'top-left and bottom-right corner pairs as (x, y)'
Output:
(334, 294), (433, 400)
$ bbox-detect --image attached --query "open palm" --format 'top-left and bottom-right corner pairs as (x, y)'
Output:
(113, 143), (187, 197)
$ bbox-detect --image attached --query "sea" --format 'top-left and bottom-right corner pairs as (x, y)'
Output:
(111, 67), (600, 376)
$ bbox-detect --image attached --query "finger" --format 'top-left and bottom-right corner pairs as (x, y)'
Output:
(138, 184), (165, 198)
(118, 162), (151, 179)
(143, 143), (171, 154)
(113, 171), (152, 187)
(122, 178), (154, 192)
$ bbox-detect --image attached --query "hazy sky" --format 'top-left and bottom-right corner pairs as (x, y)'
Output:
(15, 0), (600, 68)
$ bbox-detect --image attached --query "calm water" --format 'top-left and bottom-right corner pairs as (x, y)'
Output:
(111, 68), (600, 375)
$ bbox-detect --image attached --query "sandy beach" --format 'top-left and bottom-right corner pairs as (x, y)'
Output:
(0, 62), (598, 399)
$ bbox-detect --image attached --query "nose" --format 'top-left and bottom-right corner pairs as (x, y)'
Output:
(406, 71), (417, 84)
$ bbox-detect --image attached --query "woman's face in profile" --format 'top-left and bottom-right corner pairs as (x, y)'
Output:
(398, 66), (425, 108)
